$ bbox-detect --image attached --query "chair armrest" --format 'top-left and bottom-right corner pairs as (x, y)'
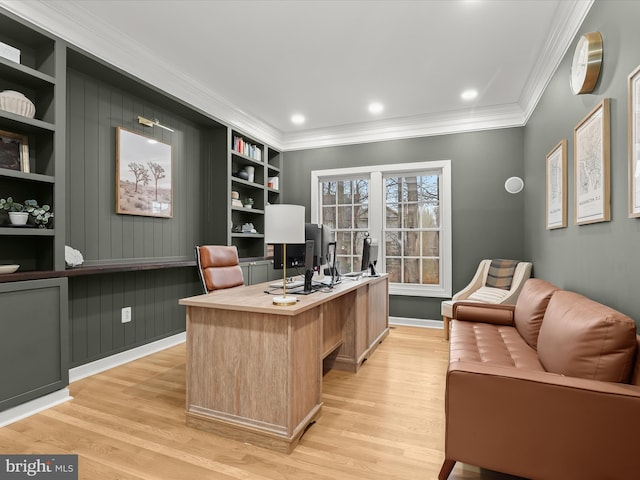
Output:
(499, 261), (533, 304)
(452, 302), (514, 325)
(444, 361), (640, 479)
(451, 259), (490, 301)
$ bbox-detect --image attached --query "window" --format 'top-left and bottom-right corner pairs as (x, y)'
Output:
(311, 161), (451, 297)
(321, 177), (370, 272)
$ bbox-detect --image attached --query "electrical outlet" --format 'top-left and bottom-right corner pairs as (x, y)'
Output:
(121, 306), (132, 323)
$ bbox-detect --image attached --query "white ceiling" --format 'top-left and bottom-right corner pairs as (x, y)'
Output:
(1, 0), (593, 150)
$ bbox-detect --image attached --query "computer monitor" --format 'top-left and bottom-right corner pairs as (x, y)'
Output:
(304, 223), (331, 270)
(273, 243), (306, 270)
(272, 224), (331, 272)
(360, 236), (379, 276)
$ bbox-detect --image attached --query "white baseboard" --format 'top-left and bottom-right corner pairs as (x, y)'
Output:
(389, 316), (444, 329)
(69, 332), (186, 383)
(0, 388), (72, 428)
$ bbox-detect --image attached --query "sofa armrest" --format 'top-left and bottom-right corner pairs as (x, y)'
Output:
(443, 361), (640, 479)
(452, 302), (514, 325)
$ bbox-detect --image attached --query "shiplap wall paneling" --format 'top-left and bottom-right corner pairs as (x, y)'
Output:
(66, 68), (207, 262)
(69, 269), (199, 367)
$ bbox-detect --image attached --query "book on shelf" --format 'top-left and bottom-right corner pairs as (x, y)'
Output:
(233, 135), (262, 161)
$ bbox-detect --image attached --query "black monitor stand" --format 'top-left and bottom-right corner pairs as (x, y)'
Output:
(304, 240), (315, 293)
(368, 260), (379, 277)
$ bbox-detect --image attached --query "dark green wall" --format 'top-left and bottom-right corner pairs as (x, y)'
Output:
(65, 65), (218, 365)
(283, 129), (526, 320)
(524, 0), (640, 323)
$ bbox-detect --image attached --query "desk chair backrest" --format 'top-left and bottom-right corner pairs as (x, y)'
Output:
(195, 245), (244, 293)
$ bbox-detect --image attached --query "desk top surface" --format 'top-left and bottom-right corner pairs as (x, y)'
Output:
(179, 274), (388, 316)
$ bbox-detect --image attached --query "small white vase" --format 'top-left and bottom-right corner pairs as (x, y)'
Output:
(0, 90), (36, 118)
(8, 212), (29, 225)
(244, 166), (255, 183)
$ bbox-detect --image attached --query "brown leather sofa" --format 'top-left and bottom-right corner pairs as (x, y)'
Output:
(439, 278), (640, 480)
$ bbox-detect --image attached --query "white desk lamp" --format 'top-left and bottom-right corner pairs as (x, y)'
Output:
(265, 204), (305, 306)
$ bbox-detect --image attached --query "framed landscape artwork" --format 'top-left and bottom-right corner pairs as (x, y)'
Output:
(0, 129), (29, 172)
(546, 139), (567, 229)
(574, 98), (610, 225)
(628, 65), (640, 217)
(116, 127), (173, 218)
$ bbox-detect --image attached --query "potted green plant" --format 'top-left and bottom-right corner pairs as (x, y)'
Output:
(0, 197), (28, 225)
(24, 199), (54, 228)
(244, 197), (255, 209)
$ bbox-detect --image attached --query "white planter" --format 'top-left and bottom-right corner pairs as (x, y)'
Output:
(8, 212), (28, 225)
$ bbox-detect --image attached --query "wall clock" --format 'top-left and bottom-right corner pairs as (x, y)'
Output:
(570, 31), (603, 95)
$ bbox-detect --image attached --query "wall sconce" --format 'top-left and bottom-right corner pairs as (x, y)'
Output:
(137, 115), (174, 132)
(505, 176), (524, 194)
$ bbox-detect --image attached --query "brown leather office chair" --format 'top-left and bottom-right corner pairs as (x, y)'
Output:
(195, 245), (244, 293)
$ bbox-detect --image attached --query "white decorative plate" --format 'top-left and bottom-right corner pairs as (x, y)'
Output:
(0, 264), (19, 274)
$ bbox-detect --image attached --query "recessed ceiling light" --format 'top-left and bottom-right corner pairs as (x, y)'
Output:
(291, 114), (305, 125)
(461, 89), (478, 100)
(368, 102), (384, 114)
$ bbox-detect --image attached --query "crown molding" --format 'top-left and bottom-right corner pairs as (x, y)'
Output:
(281, 103), (527, 151)
(518, 0), (595, 123)
(0, 0), (593, 152)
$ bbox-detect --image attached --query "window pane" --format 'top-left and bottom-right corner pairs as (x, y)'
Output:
(337, 231), (352, 256)
(404, 231), (420, 256)
(385, 231), (401, 256)
(386, 257), (401, 283)
(422, 231), (439, 256)
(420, 175), (439, 204)
(336, 255), (350, 274)
(423, 204), (440, 228)
(338, 180), (352, 204)
(403, 258), (420, 283)
(354, 231), (368, 256)
(337, 205), (352, 228)
(322, 181), (336, 205)
(386, 202), (400, 228)
(353, 179), (369, 205)
(402, 202), (420, 228)
(422, 258), (440, 284)
(322, 206), (336, 229)
(354, 204), (369, 228)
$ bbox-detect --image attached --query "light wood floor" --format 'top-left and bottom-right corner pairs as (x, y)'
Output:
(0, 326), (524, 480)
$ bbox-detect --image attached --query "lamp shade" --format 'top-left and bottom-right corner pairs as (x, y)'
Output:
(264, 204), (305, 244)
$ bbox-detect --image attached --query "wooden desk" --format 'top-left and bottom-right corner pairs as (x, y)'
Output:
(179, 274), (389, 453)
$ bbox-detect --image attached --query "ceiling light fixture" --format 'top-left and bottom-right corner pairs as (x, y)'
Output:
(461, 89), (478, 101)
(291, 114), (305, 125)
(368, 102), (384, 114)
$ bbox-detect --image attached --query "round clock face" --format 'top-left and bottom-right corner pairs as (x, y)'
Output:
(570, 32), (603, 95)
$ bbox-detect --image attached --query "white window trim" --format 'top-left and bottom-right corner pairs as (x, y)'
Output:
(311, 161), (452, 298)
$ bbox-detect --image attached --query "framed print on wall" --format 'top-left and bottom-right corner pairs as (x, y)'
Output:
(0, 129), (29, 173)
(574, 98), (610, 225)
(116, 127), (173, 218)
(546, 139), (567, 229)
(628, 65), (640, 217)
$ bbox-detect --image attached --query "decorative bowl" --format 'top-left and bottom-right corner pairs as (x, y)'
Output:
(0, 90), (36, 118)
(0, 264), (19, 274)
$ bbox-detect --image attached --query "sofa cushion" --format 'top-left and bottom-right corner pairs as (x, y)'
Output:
(485, 259), (519, 290)
(514, 279), (559, 350)
(537, 291), (637, 382)
(450, 321), (545, 371)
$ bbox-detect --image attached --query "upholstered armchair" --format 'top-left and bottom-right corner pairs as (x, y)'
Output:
(195, 245), (245, 293)
(441, 259), (532, 339)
